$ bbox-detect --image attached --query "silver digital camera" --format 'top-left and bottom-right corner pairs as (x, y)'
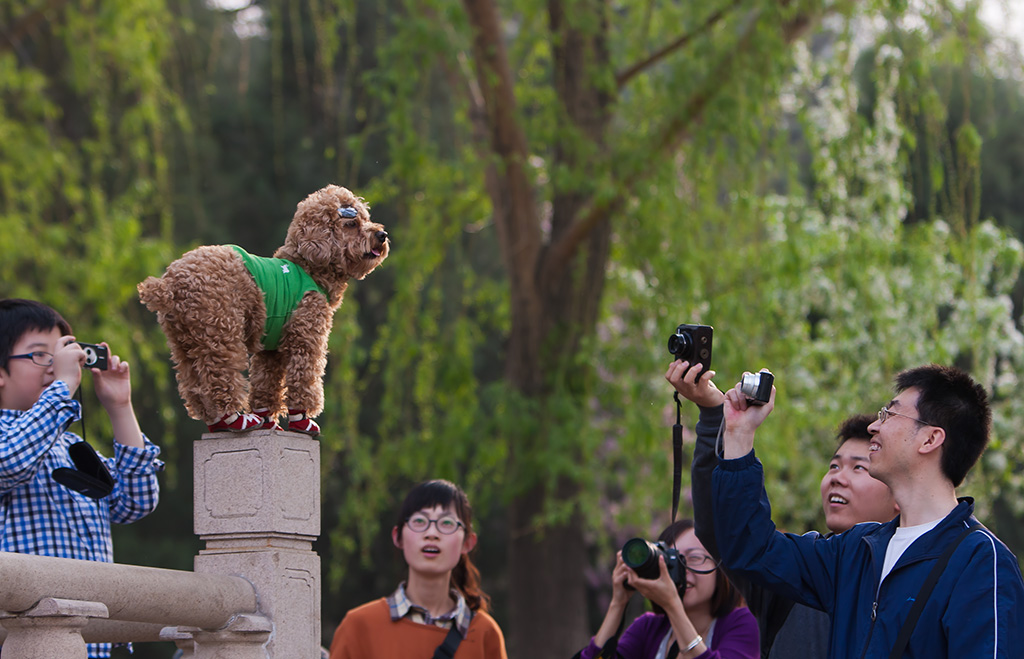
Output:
(740, 370), (773, 405)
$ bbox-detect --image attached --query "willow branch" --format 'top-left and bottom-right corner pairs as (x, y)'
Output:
(616, 0), (745, 90)
(545, 6), (821, 281)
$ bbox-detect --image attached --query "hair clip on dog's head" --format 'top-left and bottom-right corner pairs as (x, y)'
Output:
(338, 207), (358, 219)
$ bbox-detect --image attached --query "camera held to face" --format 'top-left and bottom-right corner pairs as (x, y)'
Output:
(77, 342), (109, 371)
(740, 369), (773, 405)
(621, 538), (688, 591)
(667, 324), (713, 375)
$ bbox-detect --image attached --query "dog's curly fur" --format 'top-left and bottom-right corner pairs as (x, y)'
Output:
(138, 185), (389, 430)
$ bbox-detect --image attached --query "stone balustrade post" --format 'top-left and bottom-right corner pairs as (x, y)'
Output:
(0, 598), (108, 659)
(186, 614), (273, 659)
(194, 429), (321, 657)
(161, 626), (196, 658)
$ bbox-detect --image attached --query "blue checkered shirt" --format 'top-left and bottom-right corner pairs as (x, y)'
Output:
(0, 380), (164, 658)
(386, 581), (472, 638)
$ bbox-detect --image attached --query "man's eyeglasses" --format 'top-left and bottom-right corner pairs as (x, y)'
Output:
(877, 406), (932, 426)
(8, 351), (54, 367)
(405, 514), (465, 535)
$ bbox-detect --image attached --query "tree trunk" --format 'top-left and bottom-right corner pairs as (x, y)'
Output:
(460, 0), (819, 654)
(461, 0), (614, 654)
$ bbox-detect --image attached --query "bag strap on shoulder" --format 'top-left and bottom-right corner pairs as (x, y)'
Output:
(433, 611), (473, 659)
(887, 522), (981, 659)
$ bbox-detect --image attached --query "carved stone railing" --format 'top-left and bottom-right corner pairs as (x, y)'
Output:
(0, 429), (321, 658)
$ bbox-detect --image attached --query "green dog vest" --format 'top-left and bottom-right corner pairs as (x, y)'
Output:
(229, 245), (326, 350)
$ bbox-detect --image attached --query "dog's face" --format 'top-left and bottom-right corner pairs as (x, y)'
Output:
(284, 185), (390, 280)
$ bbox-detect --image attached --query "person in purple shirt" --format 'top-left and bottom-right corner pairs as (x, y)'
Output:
(578, 519), (759, 659)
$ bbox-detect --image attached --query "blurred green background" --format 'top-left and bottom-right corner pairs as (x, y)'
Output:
(2, 0), (1023, 656)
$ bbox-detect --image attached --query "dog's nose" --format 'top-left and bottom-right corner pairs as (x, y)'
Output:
(376, 230), (388, 243)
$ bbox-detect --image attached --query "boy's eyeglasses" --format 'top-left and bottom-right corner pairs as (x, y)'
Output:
(405, 514), (465, 535)
(8, 351), (54, 367)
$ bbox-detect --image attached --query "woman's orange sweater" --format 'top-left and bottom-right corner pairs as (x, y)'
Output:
(329, 598), (508, 659)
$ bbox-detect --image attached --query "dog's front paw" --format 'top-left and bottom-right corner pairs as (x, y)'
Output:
(287, 409), (320, 437)
(252, 408), (282, 431)
(208, 412), (265, 433)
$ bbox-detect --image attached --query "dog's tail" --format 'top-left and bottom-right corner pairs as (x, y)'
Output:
(137, 276), (173, 312)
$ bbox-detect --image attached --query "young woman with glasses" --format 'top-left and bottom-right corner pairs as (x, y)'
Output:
(578, 519), (758, 659)
(328, 479), (508, 659)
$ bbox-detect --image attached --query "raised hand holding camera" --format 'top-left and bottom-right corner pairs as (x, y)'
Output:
(666, 359), (724, 408)
(667, 324), (713, 375)
(722, 369), (776, 459)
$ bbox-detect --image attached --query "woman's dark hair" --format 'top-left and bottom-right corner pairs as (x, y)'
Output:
(396, 479), (490, 613)
(649, 519), (741, 619)
(0, 299), (72, 369)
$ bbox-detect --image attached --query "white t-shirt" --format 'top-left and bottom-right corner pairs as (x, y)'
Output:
(880, 518), (942, 582)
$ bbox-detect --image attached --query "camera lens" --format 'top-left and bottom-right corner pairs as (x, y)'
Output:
(622, 538), (661, 580)
(667, 331), (693, 358)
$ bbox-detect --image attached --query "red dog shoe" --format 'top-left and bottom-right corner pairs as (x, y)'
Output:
(253, 408), (282, 431)
(287, 409), (320, 436)
(208, 412), (264, 433)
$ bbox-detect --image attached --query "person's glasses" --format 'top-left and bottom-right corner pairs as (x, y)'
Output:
(8, 351), (54, 367)
(682, 550), (718, 574)
(406, 514), (465, 535)
(877, 406), (932, 426)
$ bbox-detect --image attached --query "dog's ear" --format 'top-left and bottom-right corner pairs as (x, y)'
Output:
(291, 210), (337, 268)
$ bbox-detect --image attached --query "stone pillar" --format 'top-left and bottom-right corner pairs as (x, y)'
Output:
(193, 430), (321, 658)
(0, 598), (107, 659)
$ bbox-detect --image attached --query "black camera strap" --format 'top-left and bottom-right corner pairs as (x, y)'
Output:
(51, 387), (115, 499)
(433, 612), (472, 659)
(885, 523), (980, 659)
(671, 392), (684, 524)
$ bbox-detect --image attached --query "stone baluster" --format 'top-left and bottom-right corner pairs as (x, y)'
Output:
(0, 597), (107, 659)
(194, 429), (321, 657)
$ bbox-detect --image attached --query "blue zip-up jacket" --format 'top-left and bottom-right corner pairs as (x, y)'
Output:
(692, 405), (830, 659)
(712, 449), (1024, 658)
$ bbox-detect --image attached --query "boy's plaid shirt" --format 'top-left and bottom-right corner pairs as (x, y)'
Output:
(0, 380), (163, 658)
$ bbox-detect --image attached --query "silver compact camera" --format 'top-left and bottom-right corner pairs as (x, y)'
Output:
(740, 370), (773, 405)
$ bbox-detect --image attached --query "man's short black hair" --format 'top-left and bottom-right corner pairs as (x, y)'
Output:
(836, 414), (875, 446)
(0, 299), (72, 370)
(895, 364), (990, 487)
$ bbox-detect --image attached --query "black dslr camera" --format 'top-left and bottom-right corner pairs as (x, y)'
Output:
(740, 369), (774, 405)
(77, 342), (109, 371)
(621, 538), (687, 590)
(667, 324), (713, 375)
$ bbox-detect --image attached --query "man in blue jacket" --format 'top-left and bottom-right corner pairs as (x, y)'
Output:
(711, 363), (1024, 658)
(667, 360), (898, 658)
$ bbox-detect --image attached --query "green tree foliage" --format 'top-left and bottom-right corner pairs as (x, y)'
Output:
(0, 0), (190, 589)
(5, 0), (1024, 657)
(299, 0), (1024, 655)
(601, 36), (1024, 540)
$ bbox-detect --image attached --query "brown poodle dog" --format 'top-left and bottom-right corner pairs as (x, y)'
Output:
(138, 185), (389, 436)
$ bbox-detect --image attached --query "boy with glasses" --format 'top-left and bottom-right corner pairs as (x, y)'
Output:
(668, 360), (898, 658)
(0, 298), (163, 659)
(709, 364), (1024, 658)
